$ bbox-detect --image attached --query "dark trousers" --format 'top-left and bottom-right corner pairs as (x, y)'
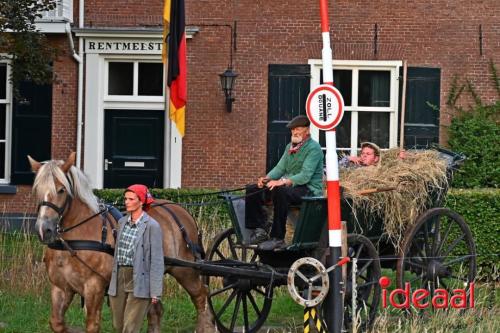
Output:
(245, 184), (310, 239)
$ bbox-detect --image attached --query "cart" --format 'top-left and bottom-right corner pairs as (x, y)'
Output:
(166, 147), (476, 333)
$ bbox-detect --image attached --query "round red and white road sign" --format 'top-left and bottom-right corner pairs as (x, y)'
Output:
(306, 84), (344, 130)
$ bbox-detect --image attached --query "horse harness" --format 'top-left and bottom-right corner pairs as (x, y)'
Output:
(153, 203), (205, 260)
(40, 197), (118, 283)
(47, 207), (117, 255)
(40, 198), (205, 281)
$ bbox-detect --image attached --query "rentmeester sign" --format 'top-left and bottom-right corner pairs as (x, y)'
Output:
(85, 39), (162, 54)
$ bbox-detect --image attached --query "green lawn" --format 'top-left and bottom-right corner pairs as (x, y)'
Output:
(1, 283), (499, 333)
(0, 287), (304, 333)
(0, 233), (498, 332)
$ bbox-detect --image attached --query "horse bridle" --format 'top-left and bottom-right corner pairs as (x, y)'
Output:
(37, 192), (73, 234)
(36, 176), (104, 235)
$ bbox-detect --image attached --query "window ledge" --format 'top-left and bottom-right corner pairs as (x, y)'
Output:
(0, 185), (17, 194)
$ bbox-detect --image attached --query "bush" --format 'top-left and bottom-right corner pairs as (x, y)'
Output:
(94, 188), (233, 220)
(448, 102), (499, 188)
(445, 188), (499, 280)
(94, 188), (234, 247)
(95, 188), (499, 280)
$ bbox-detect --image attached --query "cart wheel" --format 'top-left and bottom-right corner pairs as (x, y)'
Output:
(203, 227), (272, 333)
(397, 208), (476, 308)
(343, 234), (381, 332)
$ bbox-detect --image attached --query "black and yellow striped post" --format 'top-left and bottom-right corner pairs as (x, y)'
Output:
(304, 307), (327, 333)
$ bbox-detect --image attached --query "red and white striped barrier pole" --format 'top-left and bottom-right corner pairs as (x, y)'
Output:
(319, 1), (344, 332)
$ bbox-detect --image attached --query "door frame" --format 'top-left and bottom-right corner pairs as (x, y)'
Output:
(82, 35), (182, 189)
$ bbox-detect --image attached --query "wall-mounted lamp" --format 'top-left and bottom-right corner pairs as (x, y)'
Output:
(219, 67), (238, 112)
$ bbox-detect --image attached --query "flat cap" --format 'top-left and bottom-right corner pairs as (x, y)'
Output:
(286, 115), (310, 129)
(361, 142), (381, 156)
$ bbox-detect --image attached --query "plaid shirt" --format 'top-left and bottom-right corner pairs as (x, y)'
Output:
(116, 213), (144, 266)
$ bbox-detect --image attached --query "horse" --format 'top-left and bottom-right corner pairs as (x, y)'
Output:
(29, 152), (214, 333)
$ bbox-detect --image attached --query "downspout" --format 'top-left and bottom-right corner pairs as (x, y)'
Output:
(76, 0), (84, 169)
(65, 20), (84, 168)
(64, 0), (84, 168)
(76, 0), (85, 168)
(65, 23), (81, 63)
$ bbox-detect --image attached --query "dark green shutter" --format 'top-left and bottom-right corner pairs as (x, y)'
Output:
(400, 67), (441, 149)
(11, 81), (52, 184)
(267, 65), (310, 170)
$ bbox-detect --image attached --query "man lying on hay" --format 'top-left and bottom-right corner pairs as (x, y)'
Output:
(339, 147), (449, 248)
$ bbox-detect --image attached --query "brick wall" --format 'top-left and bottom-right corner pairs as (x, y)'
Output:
(0, 36), (78, 215)
(69, 0), (500, 189)
(83, 0), (163, 27)
(0, 186), (37, 215)
(1, 0), (498, 213)
(51, 36), (79, 160)
(181, 0), (500, 188)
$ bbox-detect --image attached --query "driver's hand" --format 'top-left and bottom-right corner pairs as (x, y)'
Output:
(257, 176), (269, 188)
(266, 179), (285, 190)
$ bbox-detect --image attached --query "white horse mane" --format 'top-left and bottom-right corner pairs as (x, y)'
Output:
(33, 160), (99, 213)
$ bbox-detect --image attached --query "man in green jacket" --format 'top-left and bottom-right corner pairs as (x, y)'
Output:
(245, 115), (324, 250)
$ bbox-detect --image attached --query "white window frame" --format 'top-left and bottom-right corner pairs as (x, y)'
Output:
(309, 59), (402, 155)
(104, 57), (165, 103)
(0, 59), (12, 184)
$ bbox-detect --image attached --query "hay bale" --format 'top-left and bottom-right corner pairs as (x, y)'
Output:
(339, 149), (448, 248)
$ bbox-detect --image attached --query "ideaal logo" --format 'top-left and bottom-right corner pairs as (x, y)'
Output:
(379, 276), (474, 309)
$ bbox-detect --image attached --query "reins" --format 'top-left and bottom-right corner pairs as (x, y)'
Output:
(167, 185), (249, 198)
(148, 186), (268, 208)
(58, 206), (110, 234)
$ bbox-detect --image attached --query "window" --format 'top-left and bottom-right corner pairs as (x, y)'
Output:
(138, 63), (164, 96)
(311, 60), (401, 155)
(0, 62), (10, 182)
(106, 61), (164, 97)
(108, 62), (133, 95)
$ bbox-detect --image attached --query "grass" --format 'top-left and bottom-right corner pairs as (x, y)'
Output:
(1, 211), (499, 332)
(0, 285), (303, 332)
(371, 299), (500, 333)
(1, 282), (498, 332)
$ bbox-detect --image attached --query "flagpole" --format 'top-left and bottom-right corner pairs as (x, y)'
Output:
(318, 0), (344, 332)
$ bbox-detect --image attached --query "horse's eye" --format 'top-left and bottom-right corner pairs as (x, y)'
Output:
(57, 188), (65, 194)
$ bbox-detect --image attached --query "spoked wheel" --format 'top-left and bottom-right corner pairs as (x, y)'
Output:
(397, 208), (476, 310)
(203, 228), (273, 333)
(343, 234), (381, 332)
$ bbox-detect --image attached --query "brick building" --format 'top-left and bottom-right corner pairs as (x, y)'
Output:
(0, 0), (498, 218)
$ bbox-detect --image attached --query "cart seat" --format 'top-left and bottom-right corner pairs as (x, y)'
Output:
(286, 197), (327, 250)
(221, 194), (327, 249)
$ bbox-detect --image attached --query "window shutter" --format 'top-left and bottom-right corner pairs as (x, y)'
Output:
(10, 81), (52, 184)
(267, 65), (310, 170)
(400, 67), (441, 149)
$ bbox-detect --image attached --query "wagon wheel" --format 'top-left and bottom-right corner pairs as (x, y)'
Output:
(203, 227), (273, 333)
(343, 234), (381, 331)
(397, 208), (476, 310)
